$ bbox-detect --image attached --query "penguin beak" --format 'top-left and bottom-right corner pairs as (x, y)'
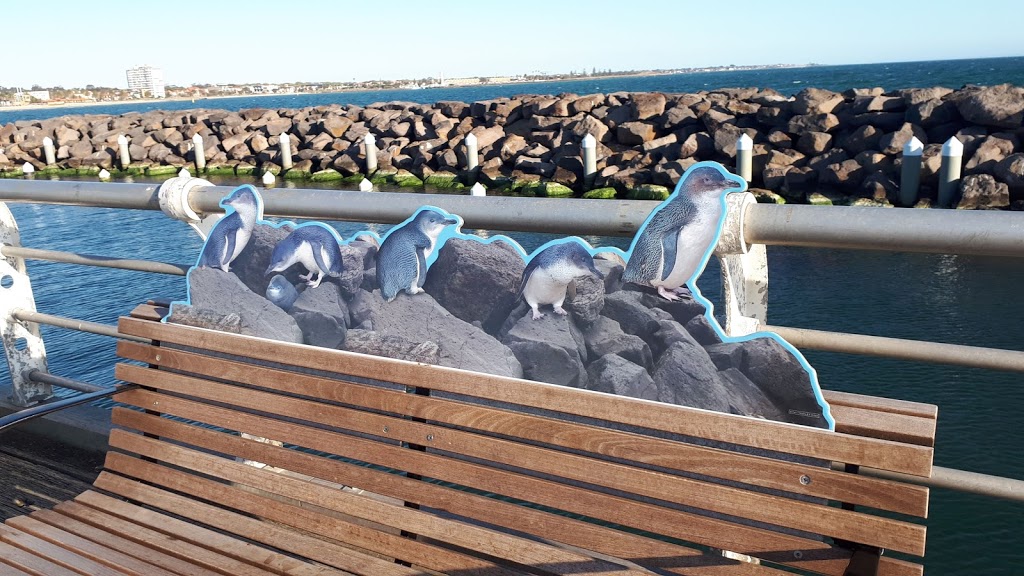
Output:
(264, 264), (277, 276)
(588, 262), (605, 279)
(443, 217), (458, 226)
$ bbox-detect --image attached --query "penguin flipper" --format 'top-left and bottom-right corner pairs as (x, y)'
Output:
(221, 228), (238, 269)
(517, 257), (542, 301)
(377, 246), (419, 301)
(659, 227), (681, 282)
(311, 242), (338, 281)
(416, 247), (428, 289)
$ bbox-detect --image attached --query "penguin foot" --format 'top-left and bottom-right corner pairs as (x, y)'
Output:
(553, 305), (568, 316)
(531, 309), (545, 320)
(657, 286), (681, 301)
(307, 274), (323, 288)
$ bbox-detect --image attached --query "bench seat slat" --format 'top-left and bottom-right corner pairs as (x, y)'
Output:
(116, 317), (934, 477)
(822, 390), (937, 419)
(826, 404), (936, 447)
(117, 341), (930, 517)
(0, 525), (124, 576)
(5, 516), (180, 576)
(0, 540), (83, 576)
(112, 364), (927, 557)
(108, 399), (922, 576)
(107, 408), (788, 576)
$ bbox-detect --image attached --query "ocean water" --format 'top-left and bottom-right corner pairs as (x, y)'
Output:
(1, 57), (1022, 574)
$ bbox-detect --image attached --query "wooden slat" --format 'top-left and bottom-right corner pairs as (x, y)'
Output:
(107, 405), (923, 576)
(0, 524), (125, 576)
(29, 509), (223, 576)
(51, 502), (283, 576)
(107, 408), (785, 576)
(129, 304), (166, 321)
(118, 341), (930, 517)
(823, 390), (938, 419)
(5, 516), (179, 576)
(0, 560), (31, 576)
(112, 366), (927, 557)
(117, 316), (935, 477)
(827, 404), (936, 447)
(0, 540), (82, 576)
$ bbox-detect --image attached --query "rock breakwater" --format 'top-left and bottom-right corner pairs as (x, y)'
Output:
(2, 84), (1022, 208)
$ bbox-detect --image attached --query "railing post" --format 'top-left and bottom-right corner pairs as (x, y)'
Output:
(117, 134), (131, 170)
(279, 133), (293, 170)
(735, 133), (753, 183)
(470, 182), (487, 196)
(899, 136), (923, 207)
(464, 132), (478, 171)
(938, 137), (963, 208)
(0, 202), (50, 406)
(21, 163), (34, 176)
(714, 192), (766, 337)
(42, 137), (56, 166)
(363, 134), (377, 174)
(262, 170), (276, 187)
(581, 133), (597, 189)
(192, 133), (206, 172)
(158, 175), (220, 240)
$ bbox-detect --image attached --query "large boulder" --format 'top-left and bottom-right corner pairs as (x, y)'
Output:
(994, 153), (1024, 193)
(586, 355), (658, 401)
(175, 267), (303, 343)
(792, 88), (844, 115)
(348, 289), (522, 377)
(582, 316), (653, 372)
(289, 282), (348, 348)
(965, 135), (1017, 175)
(344, 329), (440, 364)
(953, 84), (1024, 129)
(652, 341), (729, 411)
(503, 312), (587, 388)
(736, 337), (830, 429)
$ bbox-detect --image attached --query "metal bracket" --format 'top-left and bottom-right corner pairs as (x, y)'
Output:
(842, 546), (883, 576)
(714, 192), (767, 337)
(0, 202), (51, 406)
(158, 175), (221, 240)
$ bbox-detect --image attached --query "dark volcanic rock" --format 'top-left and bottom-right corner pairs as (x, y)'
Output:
(586, 355), (658, 401)
(344, 329), (440, 364)
(652, 341), (729, 411)
(231, 223), (293, 296)
(601, 291), (662, 348)
(736, 336), (829, 429)
(583, 316), (653, 372)
(176, 267), (302, 343)
(166, 304), (241, 333)
(423, 238), (525, 335)
(957, 174), (1010, 210)
(953, 84), (1024, 129)
(289, 282), (348, 348)
(565, 273), (605, 328)
(503, 313), (587, 388)
(718, 369), (788, 420)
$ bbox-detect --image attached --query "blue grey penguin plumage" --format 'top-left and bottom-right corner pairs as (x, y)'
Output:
(519, 242), (604, 320)
(265, 225), (345, 288)
(197, 186), (261, 273)
(265, 274), (300, 310)
(622, 165), (744, 300)
(376, 209), (458, 302)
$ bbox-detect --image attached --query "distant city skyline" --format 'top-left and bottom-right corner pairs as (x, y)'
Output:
(3, 0), (1021, 89)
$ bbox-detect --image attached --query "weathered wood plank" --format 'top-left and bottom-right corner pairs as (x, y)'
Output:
(827, 404), (936, 447)
(117, 341), (930, 517)
(0, 540), (82, 576)
(823, 390), (938, 419)
(116, 317), (935, 477)
(0, 524), (128, 576)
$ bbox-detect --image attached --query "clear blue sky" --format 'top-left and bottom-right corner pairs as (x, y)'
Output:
(3, 0), (1020, 89)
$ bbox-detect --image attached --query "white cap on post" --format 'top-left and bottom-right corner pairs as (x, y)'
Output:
(581, 133), (596, 149)
(903, 136), (924, 156)
(261, 171), (275, 186)
(178, 167), (191, 178)
(942, 136), (963, 157)
(364, 134), (376, 147)
(117, 134), (129, 145)
(736, 133), (753, 150)
(464, 132), (477, 147)
(98, 169), (111, 180)
(21, 162), (34, 174)
(358, 178), (373, 192)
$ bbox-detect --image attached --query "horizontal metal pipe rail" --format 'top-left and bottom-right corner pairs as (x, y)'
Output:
(27, 369), (103, 393)
(768, 325), (1024, 373)
(843, 464), (1024, 503)
(0, 180), (1022, 256)
(0, 384), (137, 434)
(0, 245), (189, 275)
(12, 309), (151, 343)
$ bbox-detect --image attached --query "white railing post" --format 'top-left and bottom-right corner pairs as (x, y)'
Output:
(42, 137), (56, 166)
(363, 134), (377, 174)
(714, 192), (766, 337)
(21, 163), (34, 176)
(464, 132), (478, 171)
(117, 134), (131, 170)
(0, 203), (50, 406)
(581, 133), (597, 188)
(192, 133), (206, 172)
(899, 136), (923, 207)
(158, 175), (220, 240)
(279, 133), (293, 170)
(470, 182), (487, 196)
(938, 137), (963, 208)
(735, 133), (753, 183)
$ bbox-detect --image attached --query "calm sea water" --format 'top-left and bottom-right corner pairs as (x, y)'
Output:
(1, 57), (1022, 574)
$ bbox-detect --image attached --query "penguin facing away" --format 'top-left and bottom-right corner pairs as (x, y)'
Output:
(519, 241), (604, 320)
(197, 186), (262, 273)
(622, 164), (744, 301)
(265, 224), (345, 288)
(376, 208), (458, 302)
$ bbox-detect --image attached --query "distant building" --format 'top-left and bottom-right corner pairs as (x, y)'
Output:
(26, 90), (51, 101)
(126, 65), (165, 98)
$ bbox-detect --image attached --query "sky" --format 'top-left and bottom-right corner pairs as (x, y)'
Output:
(2, 0), (1021, 89)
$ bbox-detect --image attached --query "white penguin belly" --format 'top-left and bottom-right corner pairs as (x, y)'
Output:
(294, 241), (319, 272)
(230, 228), (252, 263)
(524, 267), (569, 305)
(656, 211), (719, 289)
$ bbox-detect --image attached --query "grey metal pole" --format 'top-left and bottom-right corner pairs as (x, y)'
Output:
(363, 134), (377, 174)
(581, 134), (597, 189)
(735, 133), (752, 183)
(899, 136), (923, 207)
(937, 137), (963, 208)
(464, 132), (478, 171)
(0, 245), (189, 275)
(192, 133), (206, 172)
(117, 134), (131, 170)
(279, 133), (293, 170)
(12, 309), (150, 343)
(845, 464), (1024, 504)
(42, 137), (56, 166)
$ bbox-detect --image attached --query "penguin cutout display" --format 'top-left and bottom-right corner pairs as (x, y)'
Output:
(170, 163), (834, 432)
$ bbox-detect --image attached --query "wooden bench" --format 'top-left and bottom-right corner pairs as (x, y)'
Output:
(0, 304), (937, 576)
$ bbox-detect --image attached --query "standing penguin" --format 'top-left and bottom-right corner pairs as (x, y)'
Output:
(197, 186), (262, 273)
(519, 241), (604, 320)
(623, 164), (744, 301)
(265, 224), (345, 288)
(376, 208), (458, 301)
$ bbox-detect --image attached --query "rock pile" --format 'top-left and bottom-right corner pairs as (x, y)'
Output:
(170, 232), (830, 429)
(7, 85), (1017, 207)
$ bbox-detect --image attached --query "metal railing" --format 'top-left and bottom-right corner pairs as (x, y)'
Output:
(0, 177), (1022, 504)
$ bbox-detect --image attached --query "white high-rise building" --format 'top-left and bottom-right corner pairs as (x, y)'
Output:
(126, 65), (165, 98)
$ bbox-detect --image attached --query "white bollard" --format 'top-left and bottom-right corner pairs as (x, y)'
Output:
(279, 133), (293, 170)
(937, 137), (963, 208)
(178, 167), (191, 178)
(363, 134), (377, 174)
(358, 178), (373, 192)
(464, 132), (478, 171)
(899, 136), (924, 207)
(735, 133), (753, 183)
(42, 137), (56, 166)
(21, 162), (34, 175)
(470, 182), (487, 196)
(192, 133), (206, 172)
(261, 170), (276, 186)
(98, 169), (111, 180)
(581, 134), (597, 188)
(117, 134), (131, 170)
